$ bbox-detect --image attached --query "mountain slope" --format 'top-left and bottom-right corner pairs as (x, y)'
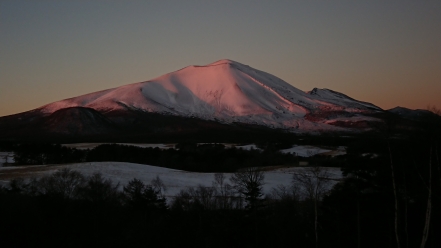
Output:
(43, 107), (117, 135)
(308, 88), (381, 111)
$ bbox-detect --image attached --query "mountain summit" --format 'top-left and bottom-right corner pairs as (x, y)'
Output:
(0, 59), (386, 140)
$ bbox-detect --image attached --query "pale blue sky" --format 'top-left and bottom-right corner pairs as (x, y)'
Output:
(1, 1), (440, 116)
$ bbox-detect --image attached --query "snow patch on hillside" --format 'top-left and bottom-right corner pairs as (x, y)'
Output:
(235, 144), (262, 151)
(62, 143), (174, 150)
(0, 152), (15, 167)
(280, 146), (332, 157)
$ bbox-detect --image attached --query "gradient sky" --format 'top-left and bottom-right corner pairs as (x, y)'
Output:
(1, 1), (440, 117)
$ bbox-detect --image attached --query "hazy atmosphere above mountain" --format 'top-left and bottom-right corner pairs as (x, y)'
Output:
(1, 1), (440, 117)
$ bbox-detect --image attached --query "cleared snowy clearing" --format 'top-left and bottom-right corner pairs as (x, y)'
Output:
(280, 145), (346, 157)
(62, 143), (176, 150)
(62, 143), (259, 151)
(235, 144), (262, 151)
(0, 162), (342, 197)
(62, 143), (261, 151)
(0, 152), (15, 167)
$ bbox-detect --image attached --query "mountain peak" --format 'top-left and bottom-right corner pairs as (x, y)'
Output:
(207, 59), (240, 66)
(309, 88), (319, 95)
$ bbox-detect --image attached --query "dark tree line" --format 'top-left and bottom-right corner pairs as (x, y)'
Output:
(11, 143), (299, 172)
(13, 143), (86, 165)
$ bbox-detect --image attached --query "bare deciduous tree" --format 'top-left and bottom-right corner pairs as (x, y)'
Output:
(270, 183), (300, 201)
(78, 173), (120, 203)
(420, 147), (433, 248)
(171, 185), (216, 210)
(293, 166), (331, 248)
(213, 173), (234, 209)
(37, 168), (86, 199)
(151, 175), (167, 198)
(388, 142), (401, 248)
(190, 185), (216, 209)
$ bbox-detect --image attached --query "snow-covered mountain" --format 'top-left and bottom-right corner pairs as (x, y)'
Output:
(33, 59), (382, 133)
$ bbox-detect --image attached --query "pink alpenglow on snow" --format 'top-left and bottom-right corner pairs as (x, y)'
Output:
(36, 59), (383, 132)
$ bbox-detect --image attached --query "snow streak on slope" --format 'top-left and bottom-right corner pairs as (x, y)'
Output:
(37, 59), (382, 131)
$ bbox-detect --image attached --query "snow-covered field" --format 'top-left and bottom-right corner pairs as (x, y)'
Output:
(0, 162), (342, 197)
(1, 143), (345, 197)
(62, 143), (175, 150)
(0, 152), (15, 167)
(280, 145), (346, 157)
(235, 144), (262, 151)
(62, 143), (260, 151)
